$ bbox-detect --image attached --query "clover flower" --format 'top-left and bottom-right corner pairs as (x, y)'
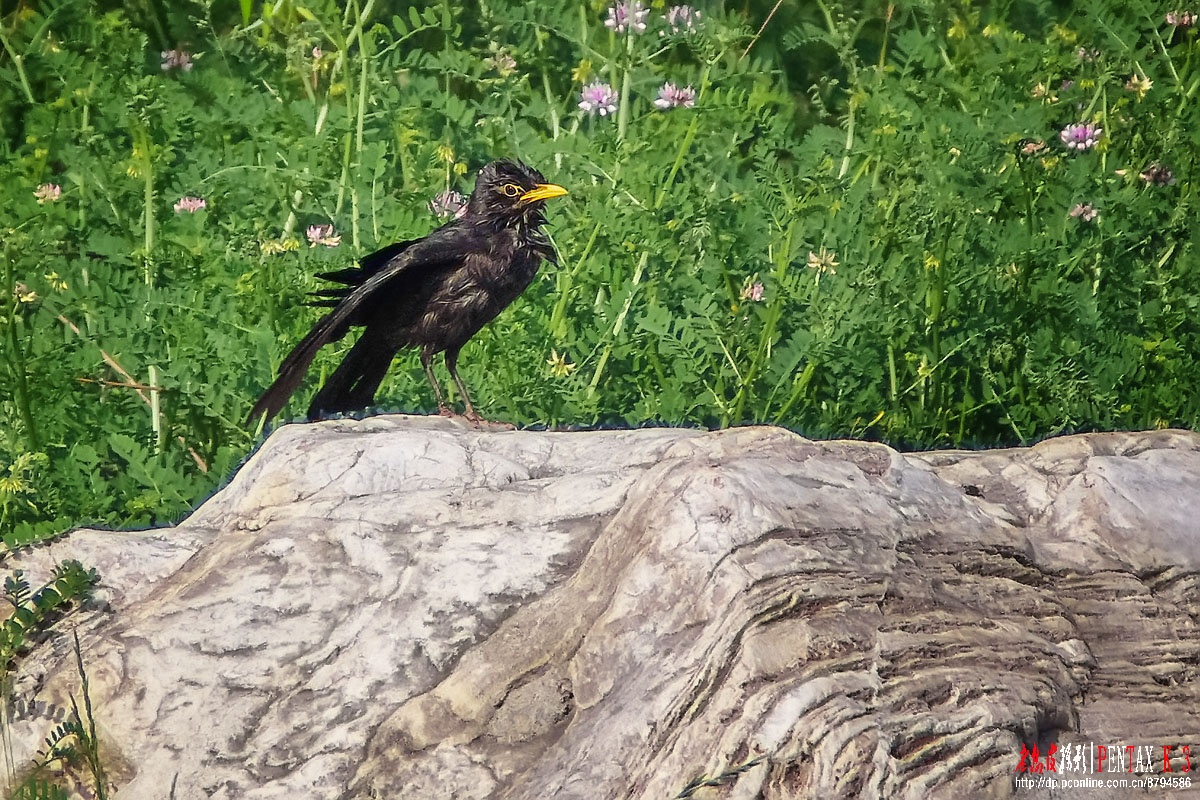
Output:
(654, 82), (696, 110)
(1060, 122), (1101, 151)
(1068, 203), (1098, 222)
(34, 183), (61, 204)
(1139, 163), (1176, 186)
(579, 82), (618, 116)
(161, 48), (194, 71)
(662, 5), (701, 34)
(740, 281), (764, 302)
(306, 224), (341, 248)
(429, 189), (467, 220)
(807, 248), (839, 275)
(1166, 11), (1197, 26)
(173, 196), (206, 213)
(1125, 74), (1152, 100)
(605, 1), (649, 33)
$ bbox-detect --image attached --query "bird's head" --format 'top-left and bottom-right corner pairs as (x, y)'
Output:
(466, 159), (568, 224)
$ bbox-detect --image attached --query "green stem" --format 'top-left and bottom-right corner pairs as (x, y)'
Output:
(616, 33), (632, 142)
(587, 250), (647, 397)
(550, 220), (602, 339)
(653, 61), (713, 210)
(3, 252), (40, 449)
(0, 27), (35, 104)
(729, 219), (796, 423)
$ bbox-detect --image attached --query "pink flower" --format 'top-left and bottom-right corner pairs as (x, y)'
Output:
(306, 224), (341, 248)
(34, 183), (61, 204)
(1166, 11), (1197, 26)
(740, 281), (764, 302)
(161, 48), (194, 71)
(1068, 203), (1098, 222)
(605, 2), (649, 34)
(1059, 122), (1101, 151)
(662, 5), (701, 34)
(579, 82), (618, 117)
(654, 82), (696, 110)
(173, 196), (206, 213)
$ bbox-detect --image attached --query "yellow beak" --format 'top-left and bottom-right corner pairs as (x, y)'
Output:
(519, 183), (569, 203)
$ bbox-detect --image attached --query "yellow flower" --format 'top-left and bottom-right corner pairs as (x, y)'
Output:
(260, 238), (300, 256)
(923, 253), (941, 270)
(982, 23), (1000, 37)
(436, 144), (455, 164)
(571, 60), (592, 84)
(14, 283), (38, 303)
(948, 17), (969, 39)
(546, 349), (577, 378)
(45, 272), (68, 291)
(1052, 24), (1077, 44)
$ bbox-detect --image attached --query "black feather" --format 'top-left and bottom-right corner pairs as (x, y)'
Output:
(247, 160), (564, 425)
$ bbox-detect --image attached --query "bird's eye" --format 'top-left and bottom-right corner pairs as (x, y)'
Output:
(501, 183), (522, 197)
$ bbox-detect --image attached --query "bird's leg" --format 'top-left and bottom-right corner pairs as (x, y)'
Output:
(444, 348), (481, 423)
(420, 350), (451, 416)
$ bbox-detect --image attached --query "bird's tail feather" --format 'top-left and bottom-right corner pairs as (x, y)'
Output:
(246, 314), (343, 426)
(306, 334), (396, 420)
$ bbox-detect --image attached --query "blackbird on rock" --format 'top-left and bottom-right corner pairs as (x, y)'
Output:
(247, 159), (567, 425)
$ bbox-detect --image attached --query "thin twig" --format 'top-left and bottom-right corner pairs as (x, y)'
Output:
(741, 0), (785, 60)
(77, 378), (161, 391)
(56, 313), (209, 472)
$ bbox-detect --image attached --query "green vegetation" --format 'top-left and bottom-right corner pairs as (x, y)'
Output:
(1, 568), (101, 798)
(0, 0), (1197, 538)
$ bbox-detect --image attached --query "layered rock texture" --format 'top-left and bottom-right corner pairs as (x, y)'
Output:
(6, 418), (1200, 799)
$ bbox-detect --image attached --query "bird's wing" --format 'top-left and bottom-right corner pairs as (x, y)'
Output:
(246, 233), (468, 426)
(307, 238), (422, 307)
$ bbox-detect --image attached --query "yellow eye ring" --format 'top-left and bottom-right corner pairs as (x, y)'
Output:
(501, 183), (521, 197)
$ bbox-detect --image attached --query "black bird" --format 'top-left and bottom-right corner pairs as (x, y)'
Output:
(247, 159), (567, 425)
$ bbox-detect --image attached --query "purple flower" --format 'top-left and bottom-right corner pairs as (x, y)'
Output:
(604, 2), (649, 34)
(160, 48), (194, 72)
(1139, 163), (1176, 186)
(654, 82), (696, 110)
(173, 196), (206, 213)
(1059, 122), (1102, 151)
(306, 224), (341, 248)
(579, 82), (618, 116)
(1166, 11), (1197, 26)
(429, 189), (467, 219)
(34, 183), (61, 204)
(662, 5), (701, 34)
(1068, 203), (1098, 222)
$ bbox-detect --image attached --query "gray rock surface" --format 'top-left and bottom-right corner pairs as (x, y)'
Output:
(4, 418), (1199, 799)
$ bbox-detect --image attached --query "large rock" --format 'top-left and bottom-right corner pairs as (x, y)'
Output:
(6, 418), (1200, 799)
